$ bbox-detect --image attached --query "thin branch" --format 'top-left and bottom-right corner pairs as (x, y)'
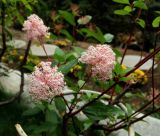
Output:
(61, 94), (70, 111)
(108, 93), (160, 129)
(71, 117), (79, 136)
(130, 93), (160, 118)
(0, 2), (7, 61)
(125, 46), (160, 77)
(69, 81), (116, 117)
(15, 124), (28, 136)
(0, 40), (32, 106)
(20, 40), (32, 67)
(130, 107), (160, 125)
(111, 84), (131, 105)
(151, 33), (158, 110)
(92, 107), (160, 134)
(120, 33), (132, 64)
(68, 81), (87, 114)
(69, 45), (160, 117)
(38, 38), (49, 60)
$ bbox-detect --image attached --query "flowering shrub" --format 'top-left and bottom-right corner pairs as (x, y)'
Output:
(29, 61), (65, 101)
(79, 44), (115, 80)
(0, 0), (160, 135)
(22, 14), (49, 40)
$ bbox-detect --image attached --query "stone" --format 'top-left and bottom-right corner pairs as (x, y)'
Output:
(112, 113), (160, 136)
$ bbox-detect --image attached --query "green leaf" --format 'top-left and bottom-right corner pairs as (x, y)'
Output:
(54, 97), (66, 114)
(23, 64), (34, 71)
(2, 0), (6, 3)
(45, 110), (60, 124)
(113, 0), (129, 4)
(28, 123), (51, 134)
(124, 6), (132, 12)
(155, 11), (160, 14)
(83, 101), (124, 121)
(36, 103), (46, 111)
(59, 59), (78, 74)
(114, 9), (130, 15)
(21, 0), (32, 11)
(152, 16), (160, 28)
(136, 18), (145, 28)
(134, 1), (148, 10)
(50, 33), (58, 40)
(53, 47), (65, 63)
(4, 27), (12, 40)
(70, 117), (84, 133)
(103, 33), (114, 43)
(78, 27), (106, 43)
(113, 48), (122, 57)
(60, 29), (74, 41)
(15, 10), (24, 24)
(115, 84), (122, 93)
(65, 52), (76, 61)
(72, 46), (85, 55)
(44, 110), (63, 136)
(114, 63), (123, 75)
(135, 132), (141, 136)
(119, 77), (131, 82)
(83, 119), (94, 130)
(22, 107), (41, 116)
(59, 10), (76, 26)
(78, 80), (85, 88)
(68, 131), (77, 136)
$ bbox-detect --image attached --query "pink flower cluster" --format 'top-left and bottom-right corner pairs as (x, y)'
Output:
(79, 44), (115, 80)
(22, 14), (49, 40)
(29, 61), (65, 101)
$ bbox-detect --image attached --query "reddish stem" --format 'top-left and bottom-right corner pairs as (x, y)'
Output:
(69, 44), (160, 117)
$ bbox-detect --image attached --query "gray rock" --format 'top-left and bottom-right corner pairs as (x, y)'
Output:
(112, 113), (160, 136)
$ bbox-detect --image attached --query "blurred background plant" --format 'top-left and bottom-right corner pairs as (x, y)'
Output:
(1, 46), (40, 69)
(122, 64), (148, 85)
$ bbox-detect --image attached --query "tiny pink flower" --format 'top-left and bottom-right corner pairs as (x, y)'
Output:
(22, 14), (49, 40)
(29, 61), (65, 101)
(79, 44), (115, 80)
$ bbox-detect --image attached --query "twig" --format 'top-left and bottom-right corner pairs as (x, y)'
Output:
(69, 81), (116, 117)
(68, 80), (86, 114)
(108, 93), (160, 129)
(120, 33), (132, 64)
(125, 46), (160, 77)
(130, 93), (160, 118)
(68, 71), (91, 115)
(151, 33), (158, 110)
(20, 40), (32, 67)
(61, 94), (70, 111)
(38, 38), (49, 60)
(92, 107), (160, 134)
(15, 124), (28, 136)
(71, 117), (79, 136)
(69, 45), (160, 117)
(111, 84), (131, 105)
(0, 41), (32, 106)
(130, 107), (160, 124)
(62, 115), (68, 136)
(0, 2), (7, 61)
